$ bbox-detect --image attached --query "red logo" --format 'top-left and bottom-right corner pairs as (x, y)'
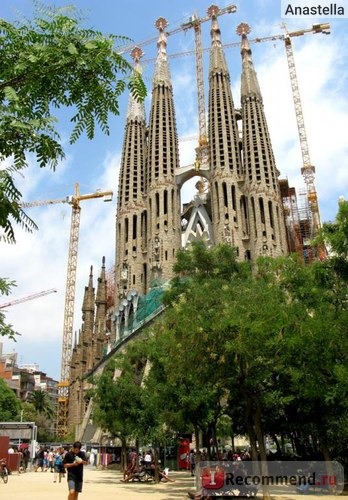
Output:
(201, 467), (225, 489)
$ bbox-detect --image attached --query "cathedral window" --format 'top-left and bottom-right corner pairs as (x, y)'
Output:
(268, 200), (274, 229)
(132, 214), (137, 239)
(251, 197), (257, 237)
(231, 184), (236, 210)
(125, 218), (129, 243)
(156, 193), (160, 217)
(164, 190), (168, 214)
(259, 197), (265, 224)
(223, 182), (228, 208)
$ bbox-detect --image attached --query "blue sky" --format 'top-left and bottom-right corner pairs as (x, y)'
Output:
(1, 0), (348, 381)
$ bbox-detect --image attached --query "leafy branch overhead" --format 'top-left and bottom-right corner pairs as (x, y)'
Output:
(0, 277), (18, 340)
(0, 4), (146, 242)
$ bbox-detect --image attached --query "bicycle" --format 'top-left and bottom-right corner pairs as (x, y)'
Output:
(0, 459), (9, 483)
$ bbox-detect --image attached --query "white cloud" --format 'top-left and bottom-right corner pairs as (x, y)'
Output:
(1, 151), (120, 380)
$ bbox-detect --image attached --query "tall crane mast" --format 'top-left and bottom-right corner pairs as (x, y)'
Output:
(179, 3), (237, 171)
(58, 183), (113, 437)
(281, 23), (330, 237)
(0, 288), (57, 309)
(21, 183), (113, 436)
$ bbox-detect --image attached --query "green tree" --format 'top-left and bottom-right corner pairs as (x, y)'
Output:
(32, 389), (54, 419)
(143, 243), (347, 498)
(0, 377), (21, 420)
(274, 257), (348, 461)
(319, 198), (348, 258)
(21, 401), (37, 422)
(92, 237), (347, 497)
(0, 3), (146, 242)
(92, 347), (146, 469)
(315, 198), (348, 278)
(0, 278), (18, 339)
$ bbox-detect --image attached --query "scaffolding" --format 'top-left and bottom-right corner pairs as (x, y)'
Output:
(280, 179), (315, 263)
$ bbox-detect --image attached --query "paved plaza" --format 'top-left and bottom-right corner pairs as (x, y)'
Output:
(0, 466), (346, 500)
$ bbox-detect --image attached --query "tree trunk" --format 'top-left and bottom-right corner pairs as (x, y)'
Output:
(121, 437), (127, 472)
(245, 396), (258, 461)
(194, 426), (201, 466)
(253, 400), (271, 500)
(320, 439), (336, 493)
(271, 433), (281, 455)
(231, 434), (235, 454)
(153, 447), (160, 483)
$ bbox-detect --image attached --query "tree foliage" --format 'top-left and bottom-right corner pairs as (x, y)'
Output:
(0, 377), (21, 421)
(315, 198), (348, 279)
(91, 344), (146, 442)
(91, 233), (347, 468)
(0, 277), (18, 339)
(32, 389), (55, 418)
(0, 3), (146, 242)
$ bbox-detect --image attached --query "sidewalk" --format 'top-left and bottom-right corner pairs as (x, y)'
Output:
(0, 466), (346, 500)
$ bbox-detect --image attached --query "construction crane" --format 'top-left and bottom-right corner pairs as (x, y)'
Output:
(280, 23), (330, 238)
(21, 182), (113, 437)
(57, 182), (113, 437)
(0, 288), (57, 309)
(179, 3), (237, 171)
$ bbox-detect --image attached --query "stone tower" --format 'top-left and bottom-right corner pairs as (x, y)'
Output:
(68, 259), (108, 426)
(207, 6), (245, 255)
(93, 256), (108, 364)
(115, 48), (148, 300)
(146, 18), (181, 285)
(69, 265), (95, 425)
(238, 23), (288, 258)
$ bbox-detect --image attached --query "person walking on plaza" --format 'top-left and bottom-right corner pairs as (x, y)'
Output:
(53, 446), (65, 483)
(63, 441), (88, 500)
(189, 449), (196, 476)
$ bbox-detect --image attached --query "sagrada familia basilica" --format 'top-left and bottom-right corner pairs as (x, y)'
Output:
(67, 7), (301, 440)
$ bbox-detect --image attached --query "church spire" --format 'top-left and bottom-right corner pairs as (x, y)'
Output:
(82, 265), (95, 315)
(95, 256), (107, 307)
(145, 17), (181, 286)
(238, 23), (262, 98)
(153, 17), (171, 86)
(93, 257), (108, 364)
(127, 47), (146, 122)
(237, 23), (288, 258)
(208, 4), (229, 73)
(207, 6), (244, 254)
(115, 47), (148, 301)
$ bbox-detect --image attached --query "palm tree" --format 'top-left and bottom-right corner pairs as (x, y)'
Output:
(32, 390), (54, 419)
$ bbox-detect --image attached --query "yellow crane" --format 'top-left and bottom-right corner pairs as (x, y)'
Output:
(0, 288), (57, 309)
(21, 183), (113, 436)
(179, 3), (237, 171)
(281, 23), (330, 237)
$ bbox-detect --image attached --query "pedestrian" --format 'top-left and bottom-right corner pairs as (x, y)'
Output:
(34, 446), (45, 472)
(63, 441), (88, 500)
(47, 448), (54, 472)
(189, 449), (196, 476)
(53, 447), (65, 483)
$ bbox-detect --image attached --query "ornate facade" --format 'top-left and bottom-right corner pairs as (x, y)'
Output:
(69, 11), (288, 431)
